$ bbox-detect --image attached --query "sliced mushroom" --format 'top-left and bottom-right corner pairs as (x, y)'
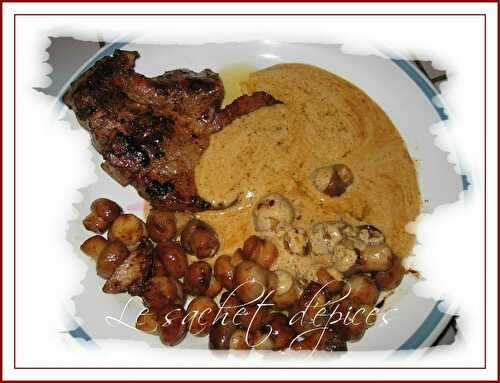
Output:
(102, 243), (152, 295)
(358, 224), (385, 245)
(283, 227), (311, 256)
(310, 221), (344, 256)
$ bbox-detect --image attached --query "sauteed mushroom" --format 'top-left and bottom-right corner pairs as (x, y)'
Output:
(184, 261), (212, 296)
(80, 235), (108, 260)
(242, 235), (279, 268)
(108, 213), (147, 250)
(156, 241), (188, 279)
(374, 255), (405, 290)
(83, 198), (122, 233)
(181, 219), (220, 259)
(146, 209), (177, 242)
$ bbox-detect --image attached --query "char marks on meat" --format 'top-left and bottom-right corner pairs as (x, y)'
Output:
(64, 50), (280, 211)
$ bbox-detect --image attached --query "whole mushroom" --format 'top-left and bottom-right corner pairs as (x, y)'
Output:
(344, 274), (379, 306)
(81, 235), (108, 260)
(83, 198), (122, 234)
(242, 236), (279, 268)
(232, 261), (277, 303)
(253, 193), (295, 232)
(271, 269), (300, 309)
(181, 219), (220, 259)
(184, 261), (212, 296)
(108, 214), (147, 250)
(311, 164), (354, 197)
(213, 250), (244, 290)
(146, 209), (177, 243)
(374, 255), (405, 290)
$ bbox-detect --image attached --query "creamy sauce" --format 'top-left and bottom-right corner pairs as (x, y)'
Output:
(147, 64), (420, 279)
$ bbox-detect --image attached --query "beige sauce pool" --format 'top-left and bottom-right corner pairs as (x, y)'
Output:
(147, 63), (420, 278)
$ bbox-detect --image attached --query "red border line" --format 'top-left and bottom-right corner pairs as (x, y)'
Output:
(11, 13), (488, 16)
(10, 12), (489, 371)
(483, 11), (487, 371)
(13, 10), (18, 375)
(2, 0), (498, 3)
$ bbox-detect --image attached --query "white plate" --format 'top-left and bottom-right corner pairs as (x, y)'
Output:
(61, 41), (463, 353)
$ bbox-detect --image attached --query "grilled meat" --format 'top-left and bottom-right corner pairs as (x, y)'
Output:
(64, 50), (280, 211)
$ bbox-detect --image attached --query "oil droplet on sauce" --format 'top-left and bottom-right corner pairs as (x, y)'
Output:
(219, 64), (256, 106)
